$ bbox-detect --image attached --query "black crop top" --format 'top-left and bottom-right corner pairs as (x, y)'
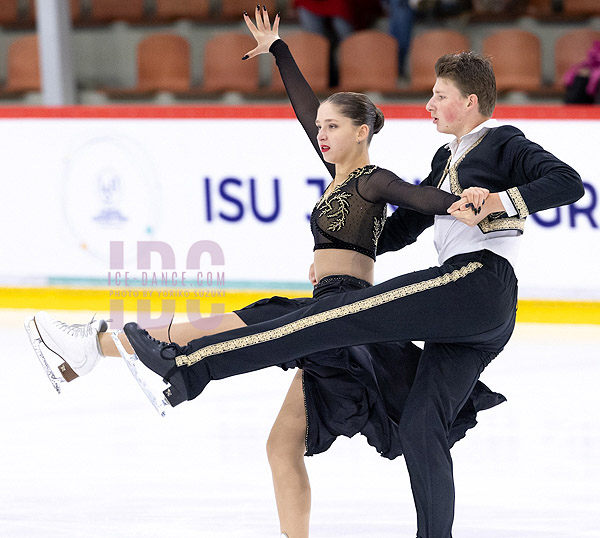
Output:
(270, 39), (460, 260)
(311, 165), (386, 259)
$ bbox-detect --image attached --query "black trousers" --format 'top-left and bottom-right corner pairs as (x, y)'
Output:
(179, 249), (518, 538)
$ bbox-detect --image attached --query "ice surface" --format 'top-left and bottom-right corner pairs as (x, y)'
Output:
(2, 311), (599, 537)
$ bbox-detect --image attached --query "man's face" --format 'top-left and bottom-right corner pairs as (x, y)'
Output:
(426, 77), (473, 138)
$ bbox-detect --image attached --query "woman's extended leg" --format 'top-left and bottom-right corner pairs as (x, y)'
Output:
(98, 313), (247, 357)
(27, 311), (248, 387)
(267, 370), (311, 538)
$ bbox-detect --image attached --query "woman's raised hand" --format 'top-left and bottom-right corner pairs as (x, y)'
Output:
(242, 5), (280, 60)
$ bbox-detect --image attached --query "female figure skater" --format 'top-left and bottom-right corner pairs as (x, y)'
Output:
(29, 8), (496, 538)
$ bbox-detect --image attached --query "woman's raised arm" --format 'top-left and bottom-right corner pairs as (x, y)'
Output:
(243, 7), (335, 178)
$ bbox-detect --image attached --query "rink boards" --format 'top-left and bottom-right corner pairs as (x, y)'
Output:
(0, 105), (598, 324)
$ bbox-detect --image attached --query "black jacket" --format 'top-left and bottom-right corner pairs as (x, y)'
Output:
(377, 125), (585, 255)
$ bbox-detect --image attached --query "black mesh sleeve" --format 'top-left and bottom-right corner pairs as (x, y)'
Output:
(358, 168), (460, 214)
(270, 39), (335, 179)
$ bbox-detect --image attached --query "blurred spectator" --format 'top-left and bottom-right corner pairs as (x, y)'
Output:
(294, 0), (354, 86)
(293, 0), (382, 86)
(471, 0), (523, 15)
(382, 0), (418, 78)
(415, 0), (471, 19)
(564, 40), (600, 104)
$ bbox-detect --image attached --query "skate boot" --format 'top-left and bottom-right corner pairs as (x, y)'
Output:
(122, 322), (189, 408)
(25, 311), (107, 393)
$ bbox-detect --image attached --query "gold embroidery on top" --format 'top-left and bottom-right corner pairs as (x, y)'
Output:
(178, 261), (484, 366)
(315, 164), (377, 232)
(372, 206), (387, 246)
(507, 187), (529, 218)
(318, 190), (352, 231)
(317, 165), (376, 205)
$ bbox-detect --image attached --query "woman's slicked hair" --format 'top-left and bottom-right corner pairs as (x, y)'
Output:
(322, 92), (385, 143)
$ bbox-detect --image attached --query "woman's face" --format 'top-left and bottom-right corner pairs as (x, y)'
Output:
(315, 101), (362, 164)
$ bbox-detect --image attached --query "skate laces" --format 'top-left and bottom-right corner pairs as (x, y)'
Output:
(52, 317), (102, 338)
(160, 343), (183, 360)
(141, 329), (183, 360)
(167, 314), (174, 344)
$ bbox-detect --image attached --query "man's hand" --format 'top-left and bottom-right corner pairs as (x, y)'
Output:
(447, 187), (489, 214)
(449, 191), (506, 227)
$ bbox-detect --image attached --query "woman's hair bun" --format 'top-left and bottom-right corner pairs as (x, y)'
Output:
(373, 107), (385, 135)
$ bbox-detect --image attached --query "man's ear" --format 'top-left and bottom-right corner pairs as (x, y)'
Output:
(467, 93), (479, 110)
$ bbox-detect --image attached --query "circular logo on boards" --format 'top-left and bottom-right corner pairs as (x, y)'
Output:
(62, 135), (159, 262)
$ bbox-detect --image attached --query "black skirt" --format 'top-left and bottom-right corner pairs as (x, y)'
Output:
(235, 275), (505, 460)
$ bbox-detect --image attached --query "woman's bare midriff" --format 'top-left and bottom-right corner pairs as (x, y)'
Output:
(313, 249), (374, 285)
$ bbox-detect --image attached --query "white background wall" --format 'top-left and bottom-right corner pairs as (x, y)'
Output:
(1, 107), (597, 299)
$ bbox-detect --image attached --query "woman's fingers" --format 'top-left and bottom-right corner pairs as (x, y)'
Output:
(255, 4), (264, 30)
(243, 12), (258, 36)
(461, 187), (489, 213)
(242, 46), (261, 60)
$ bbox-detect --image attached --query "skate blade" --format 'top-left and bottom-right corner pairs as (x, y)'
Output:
(111, 330), (168, 417)
(24, 316), (67, 394)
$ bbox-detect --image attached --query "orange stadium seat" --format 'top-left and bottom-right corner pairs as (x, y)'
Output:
(154, 0), (211, 22)
(89, 0), (145, 23)
(407, 30), (470, 92)
(0, 34), (40, 96)
(554, 28), (600, 88)
(103, 33), (191, 97)
(0, 0), (19, 26)
(190, 32), (260, 94)
(483, 29), (542, 92)
(267, 31), (330, 94)
(338, 30), (398, 92)
(136, 33), (190, 91)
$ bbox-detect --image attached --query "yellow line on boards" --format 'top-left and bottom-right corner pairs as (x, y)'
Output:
(1, 288), (599, 325)
(0, 287), (306, 315)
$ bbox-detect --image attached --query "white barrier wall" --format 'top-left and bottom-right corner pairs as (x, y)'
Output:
(1, 106), (598, 300)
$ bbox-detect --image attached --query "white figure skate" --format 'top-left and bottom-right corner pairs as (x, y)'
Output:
(24, 311), (107, 394)
(111, 330), (169, 417)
